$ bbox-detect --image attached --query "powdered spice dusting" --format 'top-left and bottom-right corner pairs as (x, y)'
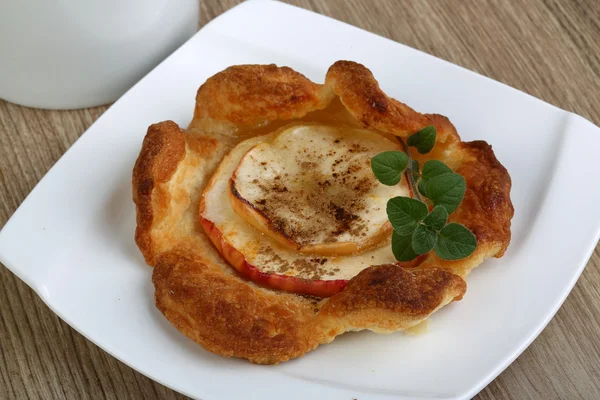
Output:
(235, 131), (377, 245)
(230, 124), (407, 253)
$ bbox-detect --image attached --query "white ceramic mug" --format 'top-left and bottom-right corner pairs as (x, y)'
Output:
(0, 0), (199, 109)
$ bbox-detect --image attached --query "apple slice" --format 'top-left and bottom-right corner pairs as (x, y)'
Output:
(229, 123), (409, 256)
(199, 216), (348, 297)
(200, 123), (413, 297)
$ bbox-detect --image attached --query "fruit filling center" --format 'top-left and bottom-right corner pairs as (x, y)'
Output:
(230, 124), (408, 256)
(200, 122), (410, 297)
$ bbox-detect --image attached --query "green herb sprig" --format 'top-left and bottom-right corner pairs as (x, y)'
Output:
(371, 126), (476, 261)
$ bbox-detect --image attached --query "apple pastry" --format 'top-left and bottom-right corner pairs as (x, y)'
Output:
(132, 61), (513, 364)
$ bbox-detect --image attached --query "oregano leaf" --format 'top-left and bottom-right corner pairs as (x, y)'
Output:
(392, 230), (419, 261)
(412, 224), (437, 255)
(422, 160), (453, 178)
(417, 180), (428, 197)
(418, 160), (452, 197)
(386, 197), (428, 235)
(426, 173), (466, 213)
(407, 125), (436, 154)
(422, 206), (448, 231)
(434, 223), (477, 260)
(371, 151), (409, 186)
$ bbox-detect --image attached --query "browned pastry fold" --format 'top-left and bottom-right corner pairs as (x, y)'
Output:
(133, 61), (513, 364)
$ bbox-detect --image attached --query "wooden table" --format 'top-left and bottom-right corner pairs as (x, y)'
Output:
(1, 1), (600, 398)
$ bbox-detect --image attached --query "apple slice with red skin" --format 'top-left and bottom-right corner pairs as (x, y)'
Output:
(200, 216), (348, 297)
(200, 169), (417, 298)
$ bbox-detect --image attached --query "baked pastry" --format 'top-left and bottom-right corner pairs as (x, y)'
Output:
(133, 61), (513, 364)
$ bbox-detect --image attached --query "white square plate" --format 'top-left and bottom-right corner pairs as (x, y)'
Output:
(2, 1), (600, 399)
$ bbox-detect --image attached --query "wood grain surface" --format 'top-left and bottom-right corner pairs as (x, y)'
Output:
(1, 0), (600, 398)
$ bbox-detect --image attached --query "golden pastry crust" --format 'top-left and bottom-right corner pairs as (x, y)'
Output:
(189, 64), (334, 135)
(153, 254), (464, 364)
(325, 61), (460, 148)
(132, 121), (186, 265)
(133, 61), (513, 364)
